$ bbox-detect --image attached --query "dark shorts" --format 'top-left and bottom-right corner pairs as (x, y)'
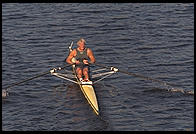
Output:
(75, 63), (89, 70)
(75, 64), (91, 79)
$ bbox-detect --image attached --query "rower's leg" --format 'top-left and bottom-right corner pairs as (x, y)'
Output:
(76, 68), (82, 79)
(83, 67), (89, 81)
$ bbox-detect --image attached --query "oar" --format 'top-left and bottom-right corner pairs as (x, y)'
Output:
(93, 62), (176, 87)
(3, 71), (50, 90)
(3, 64), (71, 91)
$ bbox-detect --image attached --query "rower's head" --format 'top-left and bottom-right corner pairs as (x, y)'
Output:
(77, 38), (86, 50)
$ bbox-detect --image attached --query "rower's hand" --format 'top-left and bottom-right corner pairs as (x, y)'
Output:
(83, 59), (89, 65)
(75, 60), (80, 64)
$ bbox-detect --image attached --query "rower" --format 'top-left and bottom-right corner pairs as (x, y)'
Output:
(66, 38), (96, 82)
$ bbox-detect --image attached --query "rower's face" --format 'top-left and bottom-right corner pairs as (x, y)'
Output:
(78, 41), (85, 50)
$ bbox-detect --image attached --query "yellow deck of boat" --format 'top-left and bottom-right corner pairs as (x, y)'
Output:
(72, 65), (99, 115)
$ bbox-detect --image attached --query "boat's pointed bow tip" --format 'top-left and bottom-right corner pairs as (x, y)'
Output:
(96, 110), (99, 116)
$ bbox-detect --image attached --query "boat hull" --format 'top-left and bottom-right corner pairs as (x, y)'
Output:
(72, 65), (99, 115)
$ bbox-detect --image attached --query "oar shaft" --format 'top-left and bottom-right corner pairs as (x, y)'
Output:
(92, 63), (110, 69)
(93, 62), (176, 87)
(4, 64), (71, 90)
(118, 69), (171, 86)
(4, 71), (50, 90)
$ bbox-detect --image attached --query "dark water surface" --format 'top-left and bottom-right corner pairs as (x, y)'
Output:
(2, 3), (194, 131)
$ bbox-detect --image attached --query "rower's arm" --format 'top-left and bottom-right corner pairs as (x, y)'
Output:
(66, 50), (75, 64)
(87, 48), (96, 63)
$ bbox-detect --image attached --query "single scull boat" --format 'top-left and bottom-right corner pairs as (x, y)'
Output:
(4, 41), (187, 115)
(70, 42), (99, 115)
(50, 42), (118, 115)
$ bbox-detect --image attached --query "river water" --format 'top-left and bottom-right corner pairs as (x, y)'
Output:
(2, 3), (194, 131)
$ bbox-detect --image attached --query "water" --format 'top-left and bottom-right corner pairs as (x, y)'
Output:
(2, 3), (194, 131)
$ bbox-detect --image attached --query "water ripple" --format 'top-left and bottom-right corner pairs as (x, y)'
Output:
(2, 3), (194, 131)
